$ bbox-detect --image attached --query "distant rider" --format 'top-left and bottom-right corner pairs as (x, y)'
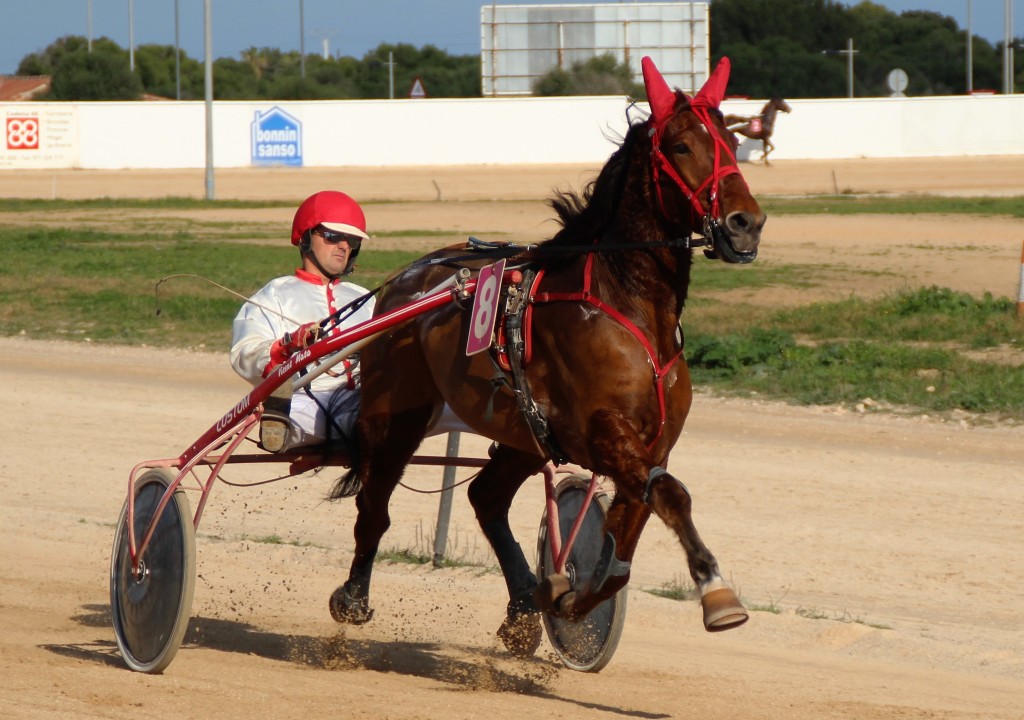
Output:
(230, 190), (376, 452)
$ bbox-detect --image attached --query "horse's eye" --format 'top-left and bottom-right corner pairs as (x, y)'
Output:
(672, 143), (690, 156)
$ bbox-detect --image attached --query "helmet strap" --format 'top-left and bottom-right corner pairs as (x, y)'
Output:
(300, 228), (357, 280)
(300, 230), (338, 281)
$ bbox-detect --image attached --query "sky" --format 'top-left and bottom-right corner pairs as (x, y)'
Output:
(0, 1), (1019, 76)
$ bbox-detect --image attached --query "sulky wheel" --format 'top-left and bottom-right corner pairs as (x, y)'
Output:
(535, 474), (627, 672)
(109, 468), (196, 673)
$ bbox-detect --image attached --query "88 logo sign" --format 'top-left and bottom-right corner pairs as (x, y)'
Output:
(7, 117), (40, 150)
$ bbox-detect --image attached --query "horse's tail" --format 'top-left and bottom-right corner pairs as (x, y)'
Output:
(328, 437), (363, 500)
(329, 467), (362, 500)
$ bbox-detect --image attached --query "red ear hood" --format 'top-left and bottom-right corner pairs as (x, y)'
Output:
(693, 56), (731, 109)
(642, 56), (676, 126)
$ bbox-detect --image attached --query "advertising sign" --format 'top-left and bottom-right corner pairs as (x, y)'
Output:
(0, 106), (80, 169)
(251, 106), (303, 166)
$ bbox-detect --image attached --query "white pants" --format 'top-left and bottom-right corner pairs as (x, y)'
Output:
(283, 391), (470, 451)
(285, 389), (359, 450)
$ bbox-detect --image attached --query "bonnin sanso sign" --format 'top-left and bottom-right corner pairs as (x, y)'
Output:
(251, 106), (303, 166)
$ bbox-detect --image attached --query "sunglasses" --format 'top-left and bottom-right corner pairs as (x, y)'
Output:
(317, 227), (362, 250)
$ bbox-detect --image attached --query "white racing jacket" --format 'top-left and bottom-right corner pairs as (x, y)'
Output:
(230, 269), (376, 395)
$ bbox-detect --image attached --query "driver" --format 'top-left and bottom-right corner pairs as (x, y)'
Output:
(230, 190), (376, 452)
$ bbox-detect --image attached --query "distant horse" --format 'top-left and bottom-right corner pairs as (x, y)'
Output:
(328, 56), (765, 657)
(725, 97), (791, 165)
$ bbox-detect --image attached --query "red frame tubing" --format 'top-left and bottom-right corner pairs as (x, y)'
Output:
(125, 280), (477, 571)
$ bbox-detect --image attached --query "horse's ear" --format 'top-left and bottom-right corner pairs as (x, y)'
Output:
(694, 56), (731, 109)
(642, 56), (676, 124)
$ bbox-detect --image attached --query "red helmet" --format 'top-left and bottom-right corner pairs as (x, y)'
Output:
(290, 190), (369, 246)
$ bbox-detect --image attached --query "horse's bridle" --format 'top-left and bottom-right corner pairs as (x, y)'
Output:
(648, 102), (754, 263)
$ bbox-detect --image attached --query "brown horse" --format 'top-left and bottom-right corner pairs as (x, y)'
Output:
(725, 97), (791, 165)
(328, 56), (766, 657)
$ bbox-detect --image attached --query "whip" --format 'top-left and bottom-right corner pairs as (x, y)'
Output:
(153, 273), (302, 326)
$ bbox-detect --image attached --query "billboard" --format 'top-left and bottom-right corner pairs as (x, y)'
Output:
(0, 106), (80, 169)
(251, 106), (303, 166)
(481, 2), (710, 96)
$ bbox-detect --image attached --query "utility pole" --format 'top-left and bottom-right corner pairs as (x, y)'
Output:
(823, 39), (858, 98)
(204, 0), (215, 201)
(388, 50), (395, 99)
(128, 0), (135, 71)
(1005, 0), (1015, 94)
(839, 38), (857, 98)
(175, 0), (182, 100)
(88, 0), (93, 52)
(966, 0), (973, 94)
(299, 0), (306, 79)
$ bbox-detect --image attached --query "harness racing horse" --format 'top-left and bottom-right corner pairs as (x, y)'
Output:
(724, 97), (791, 165)
(328, 56), (766, 657)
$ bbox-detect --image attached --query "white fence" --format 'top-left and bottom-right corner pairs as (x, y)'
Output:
(722, 94), (1024, 162)
(1, 93), (1021, 171)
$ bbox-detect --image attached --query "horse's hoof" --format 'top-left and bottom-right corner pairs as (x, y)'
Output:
(533, 574), (572, 615)
(329, 585), (374, 625)
(497, 612), (543, 658)
(701, 587), (748, 632)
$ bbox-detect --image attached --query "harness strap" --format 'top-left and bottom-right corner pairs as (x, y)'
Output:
(648, 102), (744, 231)
(501, 270), (569, 465)
(532, 252), (683, 453)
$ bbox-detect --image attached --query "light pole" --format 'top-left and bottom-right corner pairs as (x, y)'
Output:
(128, 0), (135, 71)
(174, 0), (181, 100)
(1005, 0), (1015, 94)
(299, 0), (306, 79)
(388, 50), (395, 99)
(204, 0), (215, 200)
(966, 0), (973, 94)
(87, 0), (93, 52)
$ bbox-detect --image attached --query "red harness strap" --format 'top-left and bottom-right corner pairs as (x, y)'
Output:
(529, 252), (683, 452)
(650, 108), (743, 228)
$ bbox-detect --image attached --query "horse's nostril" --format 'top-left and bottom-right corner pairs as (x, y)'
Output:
(726, 211), (757, 234)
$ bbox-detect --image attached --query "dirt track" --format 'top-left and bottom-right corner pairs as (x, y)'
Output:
(1, 159), (1023, 719)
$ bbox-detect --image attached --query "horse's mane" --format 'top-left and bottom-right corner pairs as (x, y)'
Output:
(545, 120), (647, 247)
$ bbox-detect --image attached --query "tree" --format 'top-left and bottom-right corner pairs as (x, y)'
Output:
(211, 58), (260, 100)
(533, 54), (643, 97)
(134, 44), (203, 99)
(709, 0), (1014, 97)
(48, 44), (142, 100)
(356, 43), (479, 99)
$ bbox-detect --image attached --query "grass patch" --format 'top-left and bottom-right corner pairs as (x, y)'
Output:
(379, 521), (497, 571)
(747, 600), (783, 615)
(689, 259), (829, 294)
(760, 194), (1024, 218)
(378, 547), (433, 565)
(0, 225), (421, 349)
(4, 194), (1022, 216)
(373, 229), (469, 239)
(643, 574), (698, 601)
(243, 533), (324, 548)
(795, 606), (891, 629)
(795, 606), (829, 621)
(686, 286), (1024, 420)
(0, 197), (294, 212)
(379, 546), (495, 571)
